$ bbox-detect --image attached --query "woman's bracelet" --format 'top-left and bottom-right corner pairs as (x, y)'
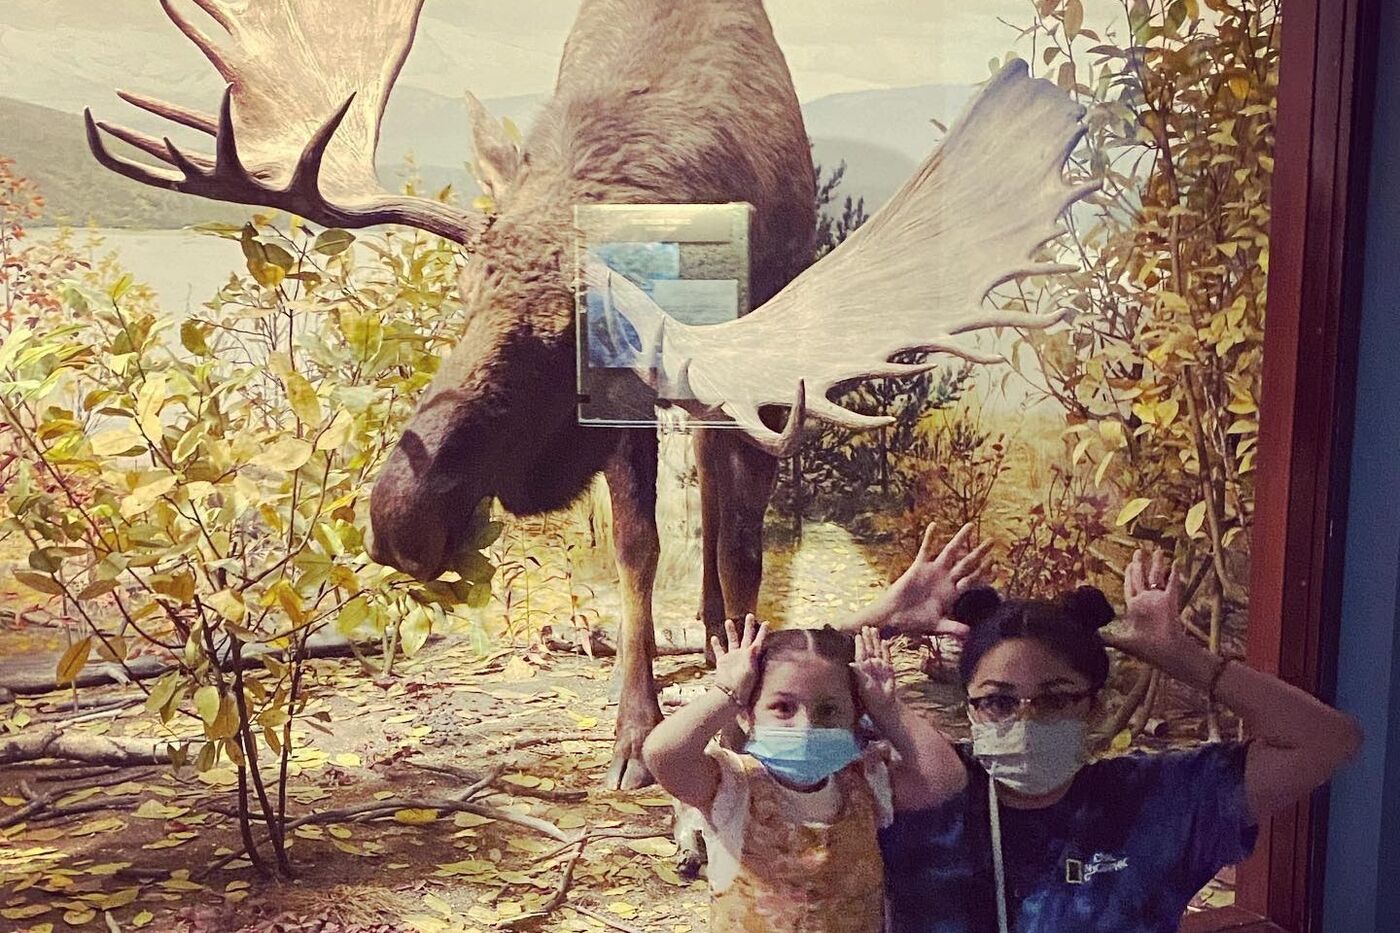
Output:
(713, 682), (744, 708)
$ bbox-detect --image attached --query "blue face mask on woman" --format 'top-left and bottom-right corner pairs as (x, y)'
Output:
(744, 726), (862, 787)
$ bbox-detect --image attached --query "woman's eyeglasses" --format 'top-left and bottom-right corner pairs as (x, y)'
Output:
(966, 690), (1095, 723)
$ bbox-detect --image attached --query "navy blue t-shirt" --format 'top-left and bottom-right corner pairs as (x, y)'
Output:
(879, 742), (1257, 932)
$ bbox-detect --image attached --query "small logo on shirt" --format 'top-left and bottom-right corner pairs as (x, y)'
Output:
(1065, 853), (1130, 884)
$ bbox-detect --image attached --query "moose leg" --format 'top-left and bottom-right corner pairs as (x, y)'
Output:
(697, 435), (726, 667)
(604, 430), (662, 790)
(696, 430), (779, 652)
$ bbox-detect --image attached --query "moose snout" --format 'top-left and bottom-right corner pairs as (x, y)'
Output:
(366, 506), (448, 581)
(367, 456), (453, 581)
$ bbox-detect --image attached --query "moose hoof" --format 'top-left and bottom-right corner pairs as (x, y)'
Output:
(605, 750), (654, 790)
(702, 621), (726, 669)
(605, 713), (660, 790)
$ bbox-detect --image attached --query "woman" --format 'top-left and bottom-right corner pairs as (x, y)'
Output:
(837, 524), (1362, 933)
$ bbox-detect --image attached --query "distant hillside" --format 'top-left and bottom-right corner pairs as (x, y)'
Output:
(0, 97), (248, 229)
(5, 82), (976, 229)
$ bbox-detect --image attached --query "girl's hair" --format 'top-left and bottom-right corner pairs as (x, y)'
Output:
(751, 626), (859, 709)
(951, 586), (1116, 691)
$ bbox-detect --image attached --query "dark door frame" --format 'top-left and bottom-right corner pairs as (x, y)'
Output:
(1185, 0), (1382, 930)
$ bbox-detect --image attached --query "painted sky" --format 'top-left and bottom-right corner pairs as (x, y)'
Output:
(1, 0), (1128, 111)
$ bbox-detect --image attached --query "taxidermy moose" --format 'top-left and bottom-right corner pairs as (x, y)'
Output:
(86, 0), (1094, 787)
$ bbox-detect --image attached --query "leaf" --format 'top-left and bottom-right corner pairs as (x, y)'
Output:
(1111, 729), (1133, 752)
(316, 410), (354, 451)
(194, 686), (221, 725)
(1094, 449), (1116, 486)
(336, 596), (372, 638)
(284, 372), (322, 426)
(394, 808), (440, 825)
(2, 904), (52, 920)
(134, 800), (188, 820)
(1064, 0), (1084, 37)
(180, 320), (212, 357)
(76, 577), (118, 602)
(1185, 501), (1208, 538)
(91, 426), (144, 457)
(136, 373), (167, 438)
(400, 609), (432, 658)
(90, 632), (127, 663)
(340, 311), (383, 362)
(55, 636), (93, 684)
(1115, 498), (1152, 527)
(249, 258), (286, 288)
(314, 229), (356, 256)
(209, 694), (241, 741)
(109, 273), (134, 301)
(1057, 61), (1077, 91)
(251, 435), (313, 471)
(625, 837), (679, 858)
(206, 589), (247, 624)
(145, 672), (182, 716)
(15, 570), (65, 596)
(502, 656), (536, 680)
(120, 472), (178, 519)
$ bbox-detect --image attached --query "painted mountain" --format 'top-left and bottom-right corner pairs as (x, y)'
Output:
(2, 81), (977, 229)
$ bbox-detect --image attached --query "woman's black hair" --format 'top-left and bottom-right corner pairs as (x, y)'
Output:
(751, 626), (859, 710)
(951, 585), (1116, 690)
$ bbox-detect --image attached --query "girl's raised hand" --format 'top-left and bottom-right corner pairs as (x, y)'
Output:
(852, 626), (898, 718)
(712, 614), (768, 705)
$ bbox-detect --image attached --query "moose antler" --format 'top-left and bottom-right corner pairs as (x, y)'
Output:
(84, 0), (482, 243)
(585, 61), (1098, 456)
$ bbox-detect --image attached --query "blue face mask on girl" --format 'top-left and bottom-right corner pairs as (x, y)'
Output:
(744, 726), (862, 787)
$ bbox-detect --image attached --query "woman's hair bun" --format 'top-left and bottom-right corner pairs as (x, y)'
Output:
(949, 586), (1002, 626)
(1058, 586), (1115, 630)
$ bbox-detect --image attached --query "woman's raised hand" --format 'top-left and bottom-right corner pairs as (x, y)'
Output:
(1103, 547), (1188, 662)
(882, 522), (992, 636)
(711, 614), (768, 705)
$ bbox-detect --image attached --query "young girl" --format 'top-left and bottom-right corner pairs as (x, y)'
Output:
(642, 617), (963, 932)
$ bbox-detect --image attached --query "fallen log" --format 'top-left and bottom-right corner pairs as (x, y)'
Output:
(0, 630), (442, 696)
(544, 625), (704, 658)
(0, 730), (171, 767)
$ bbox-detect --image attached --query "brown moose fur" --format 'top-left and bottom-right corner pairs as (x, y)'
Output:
(368, 0), (817, 787)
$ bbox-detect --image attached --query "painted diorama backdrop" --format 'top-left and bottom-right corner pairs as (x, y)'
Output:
(0, 0), (1276, 929)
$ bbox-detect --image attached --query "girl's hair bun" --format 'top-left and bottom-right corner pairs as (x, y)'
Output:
(949, 586), (1002, 627)
(1057, 586), (1115, 630)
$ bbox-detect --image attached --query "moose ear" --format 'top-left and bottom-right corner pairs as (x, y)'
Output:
(466, 91), (522, 202)
(950, 586), (1002, 627)
(1058, 586), (1115, 630)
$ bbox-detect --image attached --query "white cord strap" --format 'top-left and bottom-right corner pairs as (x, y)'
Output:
(988, 776), (1010, 933)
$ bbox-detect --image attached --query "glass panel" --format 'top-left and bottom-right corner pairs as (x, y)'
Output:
(0, 0), (1281, 927)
